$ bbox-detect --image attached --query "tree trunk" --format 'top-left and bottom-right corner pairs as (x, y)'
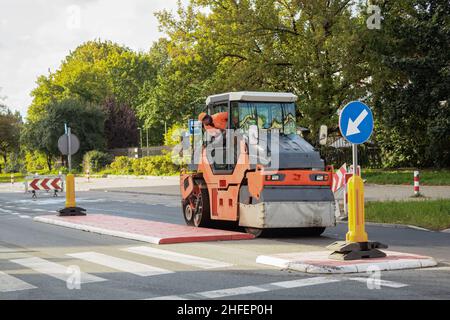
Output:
(46, 154), (52, 171)
(2, 154), (7, 172)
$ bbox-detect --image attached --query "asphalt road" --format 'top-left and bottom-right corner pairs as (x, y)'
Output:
(0, 189), (449, 300)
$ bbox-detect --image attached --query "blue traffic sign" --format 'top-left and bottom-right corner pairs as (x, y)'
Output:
(189, 119), (202, 135)
(339, 101), (374, 144)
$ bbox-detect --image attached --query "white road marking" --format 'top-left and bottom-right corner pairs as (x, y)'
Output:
(0, 208), (12, 213)
(197, 285), (267, 299)
(10, 212), (20, 215)
(147, 276), (342, 300)
(123, 246), (232, 269)
(148, 295), (188, 300)
(19, 215), (31, 219)
(0, 271), (37, 292)
(32, 208), (47, 212)
(11, 257), (106, 283)
(270, 277), (341, 288)
(17, 207), (31, 210)
(348, 277), (408, 288)
(67, 252), (173, 277)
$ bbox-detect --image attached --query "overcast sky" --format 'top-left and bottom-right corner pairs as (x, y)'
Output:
(0, 0), (183, 116)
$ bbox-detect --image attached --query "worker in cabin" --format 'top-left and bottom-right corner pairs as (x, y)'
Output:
(198, 111), (228, 140)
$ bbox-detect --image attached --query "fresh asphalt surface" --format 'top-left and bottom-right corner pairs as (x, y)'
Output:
(0, 189), (449, 300)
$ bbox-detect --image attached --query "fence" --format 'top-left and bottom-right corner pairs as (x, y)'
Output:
(319, 135), (383, 169)
(108, 146), (171, 158)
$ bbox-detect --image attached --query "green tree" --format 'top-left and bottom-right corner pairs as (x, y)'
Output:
(21, 98), (106, 170)
(366, 0), (450, 167)
(28, 40), (156, 122)
(0, 104), (22, 171)
(148, 0), (370, 141)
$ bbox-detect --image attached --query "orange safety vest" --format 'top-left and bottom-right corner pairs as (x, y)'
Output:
(207, 112), (228, 130)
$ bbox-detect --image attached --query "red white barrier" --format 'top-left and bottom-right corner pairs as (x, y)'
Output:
(25, 175), (64, 198)
(332, 163), (347, 193)
(414, 171), (420, 196)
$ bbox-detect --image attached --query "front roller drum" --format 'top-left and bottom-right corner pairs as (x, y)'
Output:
(182, 187), (212, 228)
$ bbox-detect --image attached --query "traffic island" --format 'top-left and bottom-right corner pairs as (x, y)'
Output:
(34, 214), (254, 244)
(256, 250), (437, 274)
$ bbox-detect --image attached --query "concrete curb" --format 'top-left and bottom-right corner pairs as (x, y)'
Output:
(34, 216), (163, 244)
(93, 189), (180, 197)
(256, 251), (438, 274)
(106, 175), (178, 180)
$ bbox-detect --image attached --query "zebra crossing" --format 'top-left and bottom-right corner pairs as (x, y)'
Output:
(0, 242), (412, 298)
(0, 245), (233, 294)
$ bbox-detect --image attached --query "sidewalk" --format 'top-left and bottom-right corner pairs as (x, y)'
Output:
(0, 176), (179, 193)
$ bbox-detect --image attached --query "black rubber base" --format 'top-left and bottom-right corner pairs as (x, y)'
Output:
(327, 241), (388, 261)
(58, 207), (87, 217)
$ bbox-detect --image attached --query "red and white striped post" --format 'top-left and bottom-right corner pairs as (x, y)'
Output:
(414, 171), (420, 196)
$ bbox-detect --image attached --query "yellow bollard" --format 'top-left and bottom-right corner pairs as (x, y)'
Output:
(327, 173), (387, 260)
(58, 174), (86, 216)
(346, 175), (368, 243)
(65, 174), (76, 208)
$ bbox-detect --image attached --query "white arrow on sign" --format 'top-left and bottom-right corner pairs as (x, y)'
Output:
(346, 109), (368, 136)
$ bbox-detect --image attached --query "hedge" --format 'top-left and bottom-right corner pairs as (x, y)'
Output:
(106, 153), (180, 176)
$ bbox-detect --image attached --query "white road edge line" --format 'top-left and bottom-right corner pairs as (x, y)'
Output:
(0, 271), (37, 293)
(11, 257), (106, 283)
(67, 252), (173, 277)
(123, 246), (232, 269)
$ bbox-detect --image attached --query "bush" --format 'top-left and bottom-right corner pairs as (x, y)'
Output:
(109, 156), (134, 175)
(83, 150), (114, 173)
(108, 154), (179, 176)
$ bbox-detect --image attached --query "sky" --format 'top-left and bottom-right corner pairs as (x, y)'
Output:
(0, 0), (183, 116)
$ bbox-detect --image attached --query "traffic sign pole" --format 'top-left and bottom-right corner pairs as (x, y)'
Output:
(327, 101), (388, 260)
(57, 125), (85, 216)
(67, 127), (72, 172)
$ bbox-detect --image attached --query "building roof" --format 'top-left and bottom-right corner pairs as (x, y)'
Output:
(206, 91), (298, 105)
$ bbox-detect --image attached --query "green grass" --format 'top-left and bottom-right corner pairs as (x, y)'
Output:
(363, 169), (450, 185)
(365, 199), (450, 231)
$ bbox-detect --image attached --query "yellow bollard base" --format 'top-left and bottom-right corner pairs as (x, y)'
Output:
(327, 241), (388, 261)
(58, 207), (87, 217)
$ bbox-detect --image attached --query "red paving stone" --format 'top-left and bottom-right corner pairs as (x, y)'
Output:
(35, 214), (254, 244)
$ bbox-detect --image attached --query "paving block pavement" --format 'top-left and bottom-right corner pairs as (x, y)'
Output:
(34, 214), (254, 244)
